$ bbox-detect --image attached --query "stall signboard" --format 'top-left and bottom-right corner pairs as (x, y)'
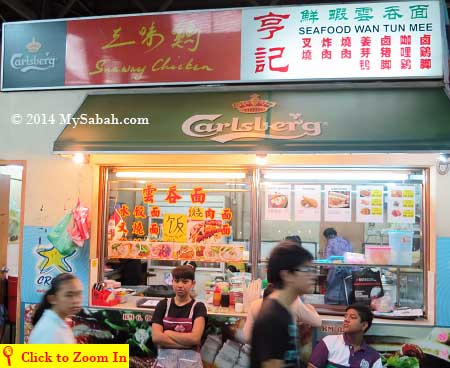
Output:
(1, 1), (444, 90)
(21, 226), (90, 304)
(294, 185), (322, 222)
(264, 184), (291, 221)
(324, 185), (352, 222)
(108, 241), (244, 262)
(387, 185), (416, 223)
(356, 185), (384, 223)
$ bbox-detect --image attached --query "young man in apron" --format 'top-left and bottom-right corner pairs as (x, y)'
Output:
(152, 265), (207, 368)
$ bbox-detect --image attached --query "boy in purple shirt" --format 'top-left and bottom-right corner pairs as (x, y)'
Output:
(308, 304), (382, 368)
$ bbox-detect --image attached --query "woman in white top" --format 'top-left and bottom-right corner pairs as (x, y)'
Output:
(242, 284), (322, 343)
(29, 273), (83, 344)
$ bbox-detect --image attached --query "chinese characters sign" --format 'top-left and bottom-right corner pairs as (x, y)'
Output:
(241, 1), (442, 80)
(1, 1), (443, 90)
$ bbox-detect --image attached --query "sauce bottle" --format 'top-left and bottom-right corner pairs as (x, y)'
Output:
(213, 286), (221, 306)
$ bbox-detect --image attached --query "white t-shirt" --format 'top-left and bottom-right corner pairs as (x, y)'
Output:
(29, 309), (75, 344)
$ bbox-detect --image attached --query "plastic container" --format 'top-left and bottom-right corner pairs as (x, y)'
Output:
(365, 246), (391, 264)
(388, 230), (413, 265)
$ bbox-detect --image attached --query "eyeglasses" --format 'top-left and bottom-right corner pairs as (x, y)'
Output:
(292, 267), (318, 275)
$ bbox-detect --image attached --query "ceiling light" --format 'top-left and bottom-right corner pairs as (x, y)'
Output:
(72, 153), (88, 164)
(115, 171), (246, 179)
(255, 154), (268, 166)
(264, 171), (409, 181)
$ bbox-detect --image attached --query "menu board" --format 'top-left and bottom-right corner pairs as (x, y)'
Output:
(264, 185), (291, 221)
(324, 185), (352, 222)
(294, 185), (321, 222)
(387, 185), (415, 223)
(356, 185), (384, 223)
(108, 241), (244, 262)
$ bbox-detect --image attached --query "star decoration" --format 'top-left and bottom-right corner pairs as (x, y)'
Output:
(37, 246), (76, 273)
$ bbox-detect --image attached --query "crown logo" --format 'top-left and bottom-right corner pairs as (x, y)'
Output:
(26, 37), (42, 53)
(232, 94), (277, 114)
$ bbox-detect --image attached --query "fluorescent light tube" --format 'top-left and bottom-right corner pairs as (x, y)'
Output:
(116, 172), (246, 179)
(264, 171), (409, 181)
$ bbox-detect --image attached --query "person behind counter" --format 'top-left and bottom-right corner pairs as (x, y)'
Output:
(323, 227), (353, 305)
(151, 265), (207, 367)
(251, 240), (317, 368)
(308, 304), (382, 368)
(243, 283), (321, 343)
(29, 273), (83, 344)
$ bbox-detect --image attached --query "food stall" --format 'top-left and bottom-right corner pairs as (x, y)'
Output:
(2, 0), (450, 366)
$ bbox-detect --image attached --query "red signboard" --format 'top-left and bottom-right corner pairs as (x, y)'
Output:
(65, 11), (241, 85)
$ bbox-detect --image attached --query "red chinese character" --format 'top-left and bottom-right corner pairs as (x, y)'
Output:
(118, 204), (131, 218)
(401, 59), (412, 69)
(420, 34), (431, 45)
(165, 185), (182, 204)
(341, 37), (351, 47)
(381, 60), (391, 70)
(360, 60), (371, 70)
(221, 224), (232, 237)
(142, 184), (157, 204)
(420, 46), (431, 58)
(117, 222), (128, 235)
(381, 36), (391, 46)
(302, 50), (312, 60)
(190, 187), (206, 204)
(302, 38), (312, 48)
(380, 47), (391, 58)
(205, 208), (216, 220)
(149, 223), (160, 236)
(360, 48), (371, 58)
(255, 47), (289, 73)
(253, 12), (290, 39)
(341, 49), (351, 59)
(221, 208), (233, 221)
(150, 206), (161, 218)
(401, 47), (411, 57)
(321, 49), (332, 60)
(133, 205), (146, 219)
(400, 35), (411, 45)
(360, 37), (371, 46)
(420, 59), (432, 69)
(322, 38), (332, 48)
(132, 221), (145, 236)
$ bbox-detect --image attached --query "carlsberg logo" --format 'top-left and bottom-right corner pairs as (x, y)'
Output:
(181, 113), (323, 143)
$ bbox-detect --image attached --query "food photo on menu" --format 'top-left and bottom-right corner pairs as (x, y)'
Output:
(328, 191), (350, 208)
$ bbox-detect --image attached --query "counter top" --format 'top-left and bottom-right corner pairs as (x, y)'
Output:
(90, 296), (247, 317)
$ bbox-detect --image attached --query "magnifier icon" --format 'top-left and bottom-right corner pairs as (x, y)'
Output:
(3, 346), (13, 366)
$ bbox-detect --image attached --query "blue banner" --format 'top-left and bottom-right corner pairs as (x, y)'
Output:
(22, 226), (89, 305)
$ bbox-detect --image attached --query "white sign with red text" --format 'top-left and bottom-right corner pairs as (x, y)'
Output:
(241, 1), (442, 80)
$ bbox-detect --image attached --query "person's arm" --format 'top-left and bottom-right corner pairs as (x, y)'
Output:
(151, 323), (186, 349)
(164, 316), (205, 346)
(242, 299), (261, 343)
(261, 360), (284, 368)
(294, 298), (322, 327)
(308, 339), (329, 368)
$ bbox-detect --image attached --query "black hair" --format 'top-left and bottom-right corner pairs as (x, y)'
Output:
(346, 303), (374, 332)
(267, 240), (314, 289)
(263, 283), (275, 298)
(227, 265), (238, 273)
(323, 227), (337, 239)
(285, 235), (302, 246)
(182, 261), (197, 272)
(32, 273), (78, 326)
(172, 265), (195, 281)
